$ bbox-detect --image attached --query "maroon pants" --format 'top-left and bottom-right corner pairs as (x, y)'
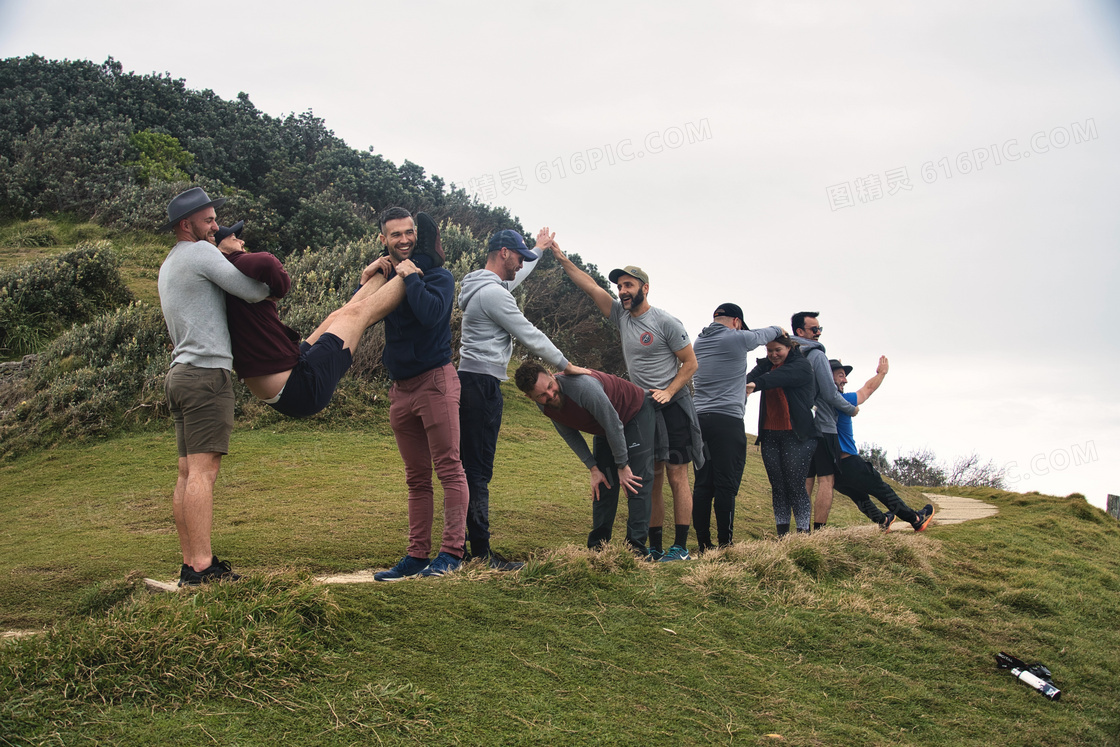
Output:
(389, 363), (468, 557)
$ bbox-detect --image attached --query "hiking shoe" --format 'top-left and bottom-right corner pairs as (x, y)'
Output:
(419, 552), (462, 577)
(880, 512), (896, 532)
(374, 555), (430, 582)
(912, 504), (936, 532)
(659, 545), (692, 562)
(415, 212), (445, 268)
(178, 556), (240, 587)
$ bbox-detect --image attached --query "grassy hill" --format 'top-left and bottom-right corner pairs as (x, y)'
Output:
(2, 378), (1118, 745)
(3, 217), (1118, 744)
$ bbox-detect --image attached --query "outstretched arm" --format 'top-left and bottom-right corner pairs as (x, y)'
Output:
(504, 226), (551, 292)
(549, 240), (614, 318)
(855, 356), (889, 405)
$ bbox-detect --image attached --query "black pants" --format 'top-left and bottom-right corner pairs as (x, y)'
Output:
(833, 454), (919, 524)
(588, 397), (655, 551)
(458, 371), (503, 556)
(692, 412), (746, 550)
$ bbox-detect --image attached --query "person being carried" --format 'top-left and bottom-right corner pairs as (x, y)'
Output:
(829, 357), (935, 532)
(515, 361), (655, 555)
(213, 218), (429, 417)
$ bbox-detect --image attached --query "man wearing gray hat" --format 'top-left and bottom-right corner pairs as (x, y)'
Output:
(157, 187), (272, 586)
(457, 227), (590, 565)
(691, 303), (784, 552)
(550, 245), (702, 561)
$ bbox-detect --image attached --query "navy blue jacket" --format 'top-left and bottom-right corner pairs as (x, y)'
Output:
(381, 260), (455, 381)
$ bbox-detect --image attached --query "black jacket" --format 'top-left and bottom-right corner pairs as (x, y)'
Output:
(746, 346), (818, 444)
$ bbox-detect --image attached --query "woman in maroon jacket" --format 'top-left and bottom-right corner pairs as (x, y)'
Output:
(745, 334), (818, 536)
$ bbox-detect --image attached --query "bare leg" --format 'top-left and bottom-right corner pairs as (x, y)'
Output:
(173, 452), (222, 571)
(814, 474), (835, 524)
(305, 275), (406, 350)
(667, 462), (693, 525)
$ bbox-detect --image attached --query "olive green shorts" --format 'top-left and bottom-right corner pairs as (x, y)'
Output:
(165, 363), (235, 458)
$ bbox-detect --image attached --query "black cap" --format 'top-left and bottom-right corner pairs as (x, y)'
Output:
(214, 221), (244, 246)
(713, 302), (748, 329)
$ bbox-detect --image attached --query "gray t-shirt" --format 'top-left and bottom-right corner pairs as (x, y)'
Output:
(609, 300), (690, 390)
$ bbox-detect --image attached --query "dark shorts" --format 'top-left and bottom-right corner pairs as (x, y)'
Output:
(806, 433), (842, 478)
(165, 363), (234, 458)
(657, 399), (693, 465)
(270, 333), (353, 418)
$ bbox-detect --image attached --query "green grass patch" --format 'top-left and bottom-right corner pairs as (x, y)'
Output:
(2, 336), (1119, 744)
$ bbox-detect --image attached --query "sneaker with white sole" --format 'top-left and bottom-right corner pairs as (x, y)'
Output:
(419, 552), (462, 577)
(659, 544), (692, 562)
(374, 555), (430, 582)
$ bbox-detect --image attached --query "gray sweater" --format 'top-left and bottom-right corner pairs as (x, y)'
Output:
(157, 240), (270, 369)
(795, 338), (857, 434)
(458, 263), (568, 380)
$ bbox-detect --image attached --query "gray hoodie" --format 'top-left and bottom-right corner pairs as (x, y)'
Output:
(795, 337), (857, 434)
(457, 260), (568, 380)
(693, 323), (783, 419)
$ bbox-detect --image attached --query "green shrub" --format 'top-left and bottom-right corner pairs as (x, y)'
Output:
(0, 242), (135, 357)
(0, 302), (169, 457)
(1, 218), (59, 247)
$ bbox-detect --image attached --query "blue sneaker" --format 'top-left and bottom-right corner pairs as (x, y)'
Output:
(419, 552), (462, 577)
(374, 555), (430, 582)
(646, 547), (665, 562)
(659, 545), (691, 562)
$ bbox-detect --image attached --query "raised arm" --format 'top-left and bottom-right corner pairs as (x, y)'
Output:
(855, 356), (889, 405)
(549, 240), (614, 317)
(504, 226), (551, 292)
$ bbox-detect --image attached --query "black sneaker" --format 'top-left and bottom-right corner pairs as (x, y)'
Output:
(488, 555), (526, 572)
(415, 212), (445, 268)
(179, 556), (241, 587)
(912, 504), (935, 532)
(880, 512), (896, 532)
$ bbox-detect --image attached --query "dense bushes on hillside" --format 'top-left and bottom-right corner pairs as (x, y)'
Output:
(0, 55), (519, 255)
(0, 223), (622, 456)
(0, 243), (134, 356)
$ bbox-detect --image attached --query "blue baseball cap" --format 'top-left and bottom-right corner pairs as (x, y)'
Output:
(488, 230), (536, 260)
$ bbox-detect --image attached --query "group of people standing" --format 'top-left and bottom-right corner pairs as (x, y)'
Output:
(156, 187), (932, 587)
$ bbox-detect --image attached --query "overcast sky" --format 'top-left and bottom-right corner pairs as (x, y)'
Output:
(3, 0), (1118, 506)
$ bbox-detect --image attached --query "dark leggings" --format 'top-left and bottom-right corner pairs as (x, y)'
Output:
(760, 430), (816, 531)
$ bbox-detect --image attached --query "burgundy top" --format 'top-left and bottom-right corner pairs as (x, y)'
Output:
(548, 370), (645, 436)
(225, 252), (299, 378)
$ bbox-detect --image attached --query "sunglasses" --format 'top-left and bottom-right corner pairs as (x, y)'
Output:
(808, 326), (823, 334)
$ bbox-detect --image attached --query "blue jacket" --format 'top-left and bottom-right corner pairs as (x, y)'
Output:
(382, 261), (455, 380)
